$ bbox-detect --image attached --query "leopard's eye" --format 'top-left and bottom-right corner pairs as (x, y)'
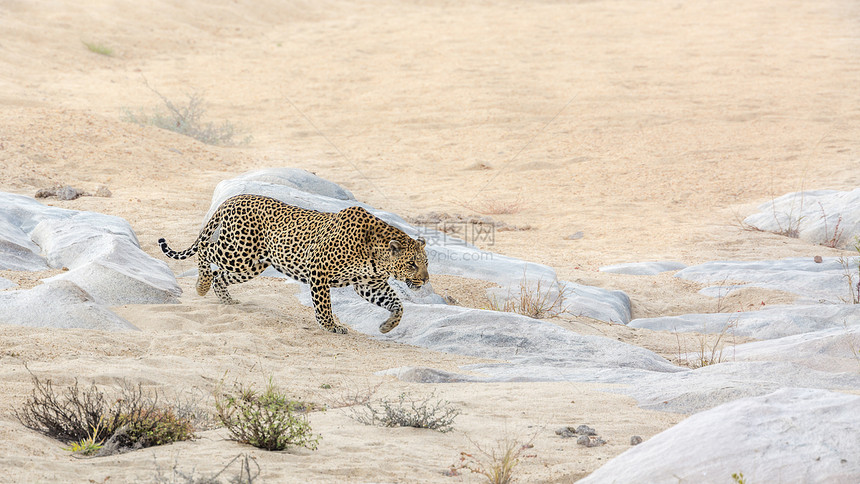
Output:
(409, 262), (418, 270)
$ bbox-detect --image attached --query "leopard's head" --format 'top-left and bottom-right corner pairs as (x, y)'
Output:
(387, 236), (429, 289)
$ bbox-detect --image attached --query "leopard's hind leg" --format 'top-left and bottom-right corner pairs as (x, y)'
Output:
(196, 241), (215, 296)
(211, 260), (269, 305)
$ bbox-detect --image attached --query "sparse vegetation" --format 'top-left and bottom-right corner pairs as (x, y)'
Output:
(845, 321), (860, 372)
(476, 198), (523, 215)
(452, 434), (536, 484)
(318, 379), (382, 409)
(486, 277), (567, 319)
(351, 391), (459, 432)
(455, 196), (524, 215)
(82, 41), (113, 56)
(672, 285), (740, 368)
(151, 453), (260, 484)
(673, 317), (738, 369)
(15, 373), (195, 456)
(731, 471), (747, 484)
(215, 380), (320, 451)
(737, 191), (805, 239)
(818, 202), (844, 248)
(839, 237), (860, 304)
(61, 418), (105, 456)
(123, 81), (250, 146)
(769, 187), (806, 239)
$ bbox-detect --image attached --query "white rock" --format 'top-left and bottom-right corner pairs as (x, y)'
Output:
(296, 286), (679, 382)
(562, 281), (632, 324)
(0, 277), (16, 290)
(30, 216), (180, 305)
(578, 388), (860, 484)
(620, 361), (860, 414)
(731, 325), (860, 373)
(221, 167), (356, 201)
(0, 281), (138, 331)
(0, 194), (55, 270)
(599, 261), (687, 275)
(743, 188), (860, 249)
(0, 191), (181, 326)
(376, 367), (476, 383)
(674, 257), (856, 304)
(628, 304), (860, 340)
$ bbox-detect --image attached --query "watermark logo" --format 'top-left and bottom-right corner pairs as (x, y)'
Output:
(412, 220), (495, 247)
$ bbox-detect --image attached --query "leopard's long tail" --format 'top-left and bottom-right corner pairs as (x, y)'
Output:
(158, 208), (223, 260)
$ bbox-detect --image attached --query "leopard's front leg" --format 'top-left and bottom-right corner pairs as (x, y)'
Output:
(354, 279), (404, 334)
(310, 279), (348, 334)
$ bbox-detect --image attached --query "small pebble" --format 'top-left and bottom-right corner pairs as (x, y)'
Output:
(630, 435), (643, 446)
(577, 435), (607, 447)
(555, 427), (577, 438)
(566, 231), (584, 240)
(34, 187), (54, 198)
(35, 185), (87, 200)
(56, 186), (84, 200)
(575, 424), (596, 436)
(95, 186), (112, 197)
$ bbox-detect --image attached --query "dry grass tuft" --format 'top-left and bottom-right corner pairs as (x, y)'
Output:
(350, 391), (459, 433)
(123, 80), (250, 146)
(454, 196), (524, 215)
(839, 237), (860, 304)
(452, 434), (537, 484)
(673, 317), (738, 369)
(151, 453), (260, 484)
(486, 278), (567, 319)
(317, 379), (382, 409)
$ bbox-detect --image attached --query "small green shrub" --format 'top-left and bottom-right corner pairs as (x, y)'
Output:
(61, 418), (105, 456)
(121, 407), (195, 448)
(83, 41), (113, 56)
(15, 373), (195, 456)
(215, 381), (319, 451)
(351, 391), (459, 432)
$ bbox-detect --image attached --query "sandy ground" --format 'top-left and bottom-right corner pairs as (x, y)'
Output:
(1, 0), (859, 482)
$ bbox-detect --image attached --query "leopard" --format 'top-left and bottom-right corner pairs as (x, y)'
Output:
(158, 194), (429, 334)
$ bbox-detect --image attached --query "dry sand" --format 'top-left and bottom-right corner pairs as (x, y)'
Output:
(1, 0), (859, 482)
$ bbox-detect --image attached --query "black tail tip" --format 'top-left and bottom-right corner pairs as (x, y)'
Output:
(157, 238), (166, 244)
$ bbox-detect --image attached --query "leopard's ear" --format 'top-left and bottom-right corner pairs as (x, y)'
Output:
(416, 237), (426, 248)
(389, 239), (402, 255)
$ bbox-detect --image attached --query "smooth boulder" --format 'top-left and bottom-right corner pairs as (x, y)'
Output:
(743, 188), (860, 249)
(0, 280), (139, 331)
(578, 388), (860, 484)
(674, 257), (854, 304)
(0, 192), (181, 305)
(296, 286), (680, 383)
(599, 261), (687, 275)
(629, 303), (860, 340)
